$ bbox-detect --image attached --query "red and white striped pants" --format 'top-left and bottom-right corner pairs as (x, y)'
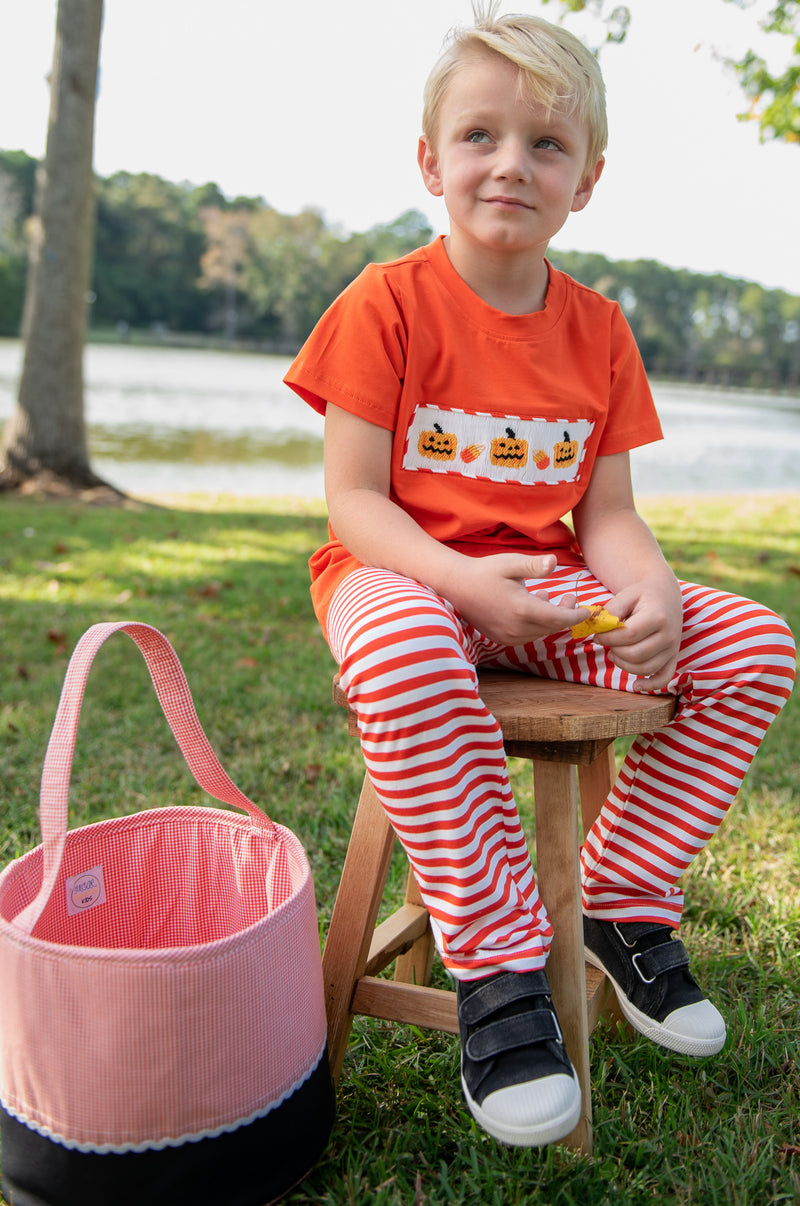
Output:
(327, 565), (796, 980)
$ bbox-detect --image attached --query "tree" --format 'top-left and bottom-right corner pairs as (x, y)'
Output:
(197, 206), (252, 341)
(93, 173), (209, 332)
(733, 1), (800, 141)
(0, 155), (30, 336)
(0, 150), (38, 220)
(0, 0), (110, 494)
(542, 0), (800, 143)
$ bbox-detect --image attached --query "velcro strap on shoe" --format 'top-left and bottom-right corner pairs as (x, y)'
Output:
(636, 938), (690, 980)
(616, 920), (673, 945)
(464, 1009), (562, 1062)
(458, 970), (551, 1026)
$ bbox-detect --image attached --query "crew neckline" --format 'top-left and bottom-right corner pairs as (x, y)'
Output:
(424, 234), (568, 339)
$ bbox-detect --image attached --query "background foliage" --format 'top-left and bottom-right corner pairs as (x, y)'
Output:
(1, 150), (799, 389)
(543, 0), (800, 143)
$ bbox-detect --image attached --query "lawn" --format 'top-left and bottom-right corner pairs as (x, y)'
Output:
(0, 489), (798, 1205)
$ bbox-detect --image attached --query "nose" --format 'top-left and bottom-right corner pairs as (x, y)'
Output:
(493, 137), (531, 182)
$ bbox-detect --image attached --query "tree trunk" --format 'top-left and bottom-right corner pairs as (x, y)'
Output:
(0, 0), (112, 494)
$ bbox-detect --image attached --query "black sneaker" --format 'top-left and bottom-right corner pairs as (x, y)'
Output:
(584, 917), (726, 1056)
(456, 969), (581, 1147)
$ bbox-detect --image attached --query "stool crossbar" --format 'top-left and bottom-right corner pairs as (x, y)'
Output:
(323, 670), (675, 1154)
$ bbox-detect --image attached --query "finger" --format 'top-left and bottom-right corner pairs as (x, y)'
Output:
(525, 553), (557, 579)
(611, 643), (676, 683)
(556, 605), (593, 628)
(525, 598), (588, 634)
(633, 663), (677, 692)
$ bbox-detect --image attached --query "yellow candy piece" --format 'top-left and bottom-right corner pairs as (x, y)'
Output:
(570, 604), (625, 640)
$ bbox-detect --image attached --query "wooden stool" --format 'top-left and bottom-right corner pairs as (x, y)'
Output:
(323, 670), (676, 1154)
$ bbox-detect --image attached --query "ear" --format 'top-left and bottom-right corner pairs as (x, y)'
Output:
(418, 136), (444, 197)
(570, 157), (605, 213)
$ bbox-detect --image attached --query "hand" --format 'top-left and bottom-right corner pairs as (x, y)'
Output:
(592, 574), (683, 691)
(447, 553), (588, 647)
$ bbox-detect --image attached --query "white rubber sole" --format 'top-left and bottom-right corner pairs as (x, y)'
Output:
(585, 948), (726, 1057)
(461, 1066), (582, 1148)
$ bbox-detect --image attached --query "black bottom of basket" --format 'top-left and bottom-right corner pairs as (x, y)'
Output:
(0, 1047), (335, 1206)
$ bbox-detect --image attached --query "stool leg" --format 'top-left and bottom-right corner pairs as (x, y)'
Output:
(578, 744), (631, 1035)
(578, 742), (616, 838)
(322, 772), (396, 1082)
(394, 866), (436, 987)
(533, 759), (593, 1156)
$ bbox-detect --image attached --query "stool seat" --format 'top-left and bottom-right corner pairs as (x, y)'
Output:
(334, 669), (674, 759)
(324, 670), (675, 1154)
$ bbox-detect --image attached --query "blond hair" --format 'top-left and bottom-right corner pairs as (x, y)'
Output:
(422, 2), (608, 171)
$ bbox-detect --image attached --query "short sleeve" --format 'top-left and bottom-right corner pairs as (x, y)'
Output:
(597, 306), (663, 456)
(284, 264), (409, 431)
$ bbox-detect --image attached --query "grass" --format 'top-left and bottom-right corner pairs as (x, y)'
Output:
(0, 489), (798, 1205)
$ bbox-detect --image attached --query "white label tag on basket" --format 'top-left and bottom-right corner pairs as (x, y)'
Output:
(65, 865), (107, 916)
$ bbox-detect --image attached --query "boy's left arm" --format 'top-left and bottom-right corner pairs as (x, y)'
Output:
(571, 451), (683, 691)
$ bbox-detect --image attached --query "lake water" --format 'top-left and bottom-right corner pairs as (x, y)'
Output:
(0, 338), (798, 498)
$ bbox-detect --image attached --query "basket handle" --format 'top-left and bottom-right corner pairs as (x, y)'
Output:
(13, 621), (282, 935)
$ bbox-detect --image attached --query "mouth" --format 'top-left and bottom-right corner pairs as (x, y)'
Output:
(483, 196), (532, 211)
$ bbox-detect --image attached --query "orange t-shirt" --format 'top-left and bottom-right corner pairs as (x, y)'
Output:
(285, 237), (662, 630)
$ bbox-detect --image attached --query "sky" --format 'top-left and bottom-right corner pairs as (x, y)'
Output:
(2, 0), (798, 294)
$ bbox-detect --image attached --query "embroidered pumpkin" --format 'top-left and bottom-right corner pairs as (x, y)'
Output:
(418, 422), (457, 461)
(490, 427), (528, 469)
(553, 430), (578, 468)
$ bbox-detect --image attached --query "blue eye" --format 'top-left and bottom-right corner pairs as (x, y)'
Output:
(467, 130), (492, 143)
(535, 138), (561, 151)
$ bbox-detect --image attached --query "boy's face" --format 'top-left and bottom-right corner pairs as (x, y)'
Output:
(419, 51), (603, 265)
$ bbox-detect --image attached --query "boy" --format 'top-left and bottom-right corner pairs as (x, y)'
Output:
(285, 4), (795, 1148)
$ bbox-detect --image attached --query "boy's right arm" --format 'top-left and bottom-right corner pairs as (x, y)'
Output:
(324, 404), (586, 646)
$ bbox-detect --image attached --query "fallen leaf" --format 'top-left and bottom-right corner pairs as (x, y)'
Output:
(46, 628), (68, 654)
(193, 581), (222, 598)
(571, 604), (625, 640)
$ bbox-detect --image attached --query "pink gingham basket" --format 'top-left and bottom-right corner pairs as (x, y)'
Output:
(0, 622), (334, 1206)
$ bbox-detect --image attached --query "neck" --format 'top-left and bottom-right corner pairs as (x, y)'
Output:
(443, 234), (550, 314)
